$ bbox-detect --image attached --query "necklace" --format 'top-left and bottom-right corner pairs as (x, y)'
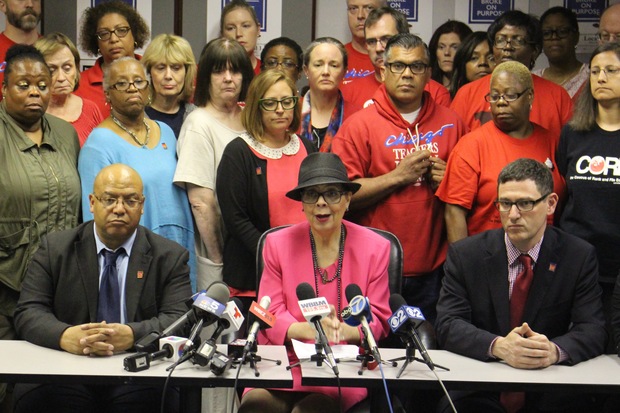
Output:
(111, 112), (150, 148)
(310, 224), (346, 319)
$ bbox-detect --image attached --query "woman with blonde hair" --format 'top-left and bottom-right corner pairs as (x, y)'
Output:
(142, 33), (197, 137)
(216, 70), (316, 306)
(35, 32), (103, 146)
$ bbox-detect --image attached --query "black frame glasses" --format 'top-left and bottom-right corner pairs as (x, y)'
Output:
(109, 79), (150, 92)
(386, 61), (429, 75)
(258, 96), (298, 111)
(484, 88), (530, 103)
(263, 59), (298, 70)
(542, 28), (575, 40)
(94, 195), (144, 209)
(96, 26), (131, 41)
(494, 193), (551, 212)
(494, 35), (533, 49)
(301, 190), (346, 205)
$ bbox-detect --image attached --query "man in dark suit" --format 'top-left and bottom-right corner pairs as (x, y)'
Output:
(13, 164), (192, 413)
(436, 158), (606, 412)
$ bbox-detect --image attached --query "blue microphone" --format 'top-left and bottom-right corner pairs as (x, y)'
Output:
(345, 283), (381, 363)
(389, 293), (434, 369)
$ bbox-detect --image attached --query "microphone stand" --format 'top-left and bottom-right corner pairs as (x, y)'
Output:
(286, 332), (337, 373)
(352, 337), (398, 376)
(239, 341), (282, 377)
(388, 339), (450, 378)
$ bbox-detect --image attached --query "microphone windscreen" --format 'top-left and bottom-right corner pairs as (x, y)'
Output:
(389, 293), (407, 312)
(231, 297), (244, 313)
(296, 282), (315, 301)
(206, 281), (230, 304)
(345, 283), (363, 302)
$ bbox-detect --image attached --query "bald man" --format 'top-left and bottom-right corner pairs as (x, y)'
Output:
(598, 3), (620, 44)
(13, 164), (191, 413)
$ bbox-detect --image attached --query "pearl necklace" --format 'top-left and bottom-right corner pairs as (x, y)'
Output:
(111, 113), (150, 148)
(310, 224), (346, 320)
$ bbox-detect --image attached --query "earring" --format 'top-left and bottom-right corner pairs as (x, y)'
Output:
(134, 41), (138, 48)
(97, 48), (100, 55)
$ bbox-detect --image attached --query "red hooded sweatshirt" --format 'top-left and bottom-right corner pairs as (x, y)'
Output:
(332, 84), (467, 276)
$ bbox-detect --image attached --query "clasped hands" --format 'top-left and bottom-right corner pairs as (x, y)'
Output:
(394, 149), (446, 189)
(491, 322), (559, 369)
(60, 321), (134, 356)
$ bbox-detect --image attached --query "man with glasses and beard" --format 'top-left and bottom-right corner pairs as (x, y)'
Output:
(0, 0), (41, 99)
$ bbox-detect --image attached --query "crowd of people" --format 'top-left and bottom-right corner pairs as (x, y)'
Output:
(1, 0), (620, 412)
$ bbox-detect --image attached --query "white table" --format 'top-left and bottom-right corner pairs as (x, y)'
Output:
(299, 348), (620, 393)
(0, 340), (292, 412)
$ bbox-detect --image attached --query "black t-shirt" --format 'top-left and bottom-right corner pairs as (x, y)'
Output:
(557, 124), (620, 282)
(145, 103), (187, 138)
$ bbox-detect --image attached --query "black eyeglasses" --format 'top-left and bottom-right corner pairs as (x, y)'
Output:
(484, 88), (530, 103)
(94, 195), (144, 209)
(494, 193), (550, 212)
(258, 96), (298, 111)
(301, 190), (346, 204)
(386, 61), (429, 75)
(494, 35), (533, 49)
(264, 59), (298, 70)
(109, 79), (150, 92)
(542, 28), (575, 40)
(96, 26), (131, 41)
(365, 36), (392, 48)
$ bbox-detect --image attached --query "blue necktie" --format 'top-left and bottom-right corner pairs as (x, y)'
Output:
(97, 248), (124, 323)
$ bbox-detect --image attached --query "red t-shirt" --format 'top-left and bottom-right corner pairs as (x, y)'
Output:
(341, 42), (375, 87)
(450, 73), (573, 137)
(436, 121), (566, 236)
(73, 97), (104, 146)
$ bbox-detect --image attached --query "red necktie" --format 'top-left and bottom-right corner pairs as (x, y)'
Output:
(510, 254), (534, 328)
(502, 255), (534, 413)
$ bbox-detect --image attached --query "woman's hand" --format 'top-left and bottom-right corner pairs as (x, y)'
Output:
(321, 305), (343, 343)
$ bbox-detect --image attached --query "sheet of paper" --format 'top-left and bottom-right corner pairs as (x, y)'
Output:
(291, 339), (360, 360)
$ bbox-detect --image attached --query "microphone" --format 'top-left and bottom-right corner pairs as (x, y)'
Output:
(124, 336), (187, 372)
(344, 283), (381, 363)
(193, 298), (244, 367)
(388, 293), (434, 370)
(134, 290), (205, 353)
(296, 282), (339, 376)
(243, 296), (276, 357)
(171, 282), (230, 369)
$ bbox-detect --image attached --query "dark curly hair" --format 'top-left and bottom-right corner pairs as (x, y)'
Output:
(79, 0), (150, 57)
(3, 44), (50, 83)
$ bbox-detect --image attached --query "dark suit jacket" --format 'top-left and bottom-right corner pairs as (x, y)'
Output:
(436, 226), (606, 365)
(14, 221), (192, 350)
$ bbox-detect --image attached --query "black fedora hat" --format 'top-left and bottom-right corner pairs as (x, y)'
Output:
(286, 153), (361, 201)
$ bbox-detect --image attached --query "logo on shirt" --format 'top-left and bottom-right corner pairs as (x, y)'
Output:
(576, 155), (620, 176)
(343, 68), (374, 81)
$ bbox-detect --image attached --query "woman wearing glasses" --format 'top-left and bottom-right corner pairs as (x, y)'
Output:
(437, 61), (565, 243)
(558, 43), (620, 352)
(78, 57), (196, 288)
(450, 10), (572, 137)
(260, 36), (303, 83)
(238, 153), (391, 413)
(299, 37), (360, 152)
(533, 7), (587, 100)
(76, 0), (150, 117)
(216, 70), (315, 306)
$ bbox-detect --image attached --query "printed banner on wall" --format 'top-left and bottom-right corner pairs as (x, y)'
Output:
(222, 0), (267, 31)
(386, 0), (418, 22)
(469, 0), (514, 24)
(565, 0), (608, 22)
